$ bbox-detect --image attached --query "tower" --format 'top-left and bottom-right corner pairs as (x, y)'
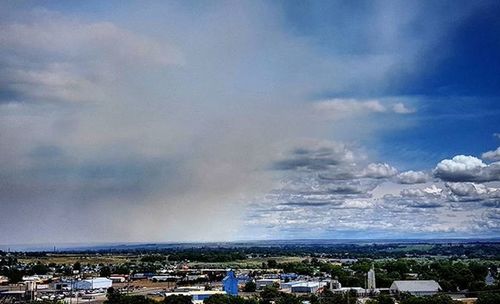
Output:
(367, 264), (376, 290)
(222, 270), (239, 296)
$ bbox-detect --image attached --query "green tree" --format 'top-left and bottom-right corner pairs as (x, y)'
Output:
(400, 294), (455, 304)
(477, 292), (500, 304)
(469, 262), (488, 281)
(317, 289), (348, 304)
(104, 289), (155, 304)
(6, 268), (24, 283)
(164, 294), (193, 304)
(267, 259), (278, 268)
(100, 266), (111, 277)
(243, 281), (256, 292)
(203, 294), (257, 304)
(259, 285), (280, 304)
(31, 263), (49, 275)
(275, 293), (301, 304)
(376, 294), (395, 304)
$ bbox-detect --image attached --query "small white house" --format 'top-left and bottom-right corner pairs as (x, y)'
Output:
(109, 276), (127, 283)
(390, 280), (441, 296)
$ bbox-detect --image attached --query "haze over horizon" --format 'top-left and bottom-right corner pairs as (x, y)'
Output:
(1, 1), (500, 245)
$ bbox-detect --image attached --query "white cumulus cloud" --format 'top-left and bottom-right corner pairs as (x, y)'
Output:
(395, 170), (430, 184)
(433, 155), (500, 182)
(392, 102), (415, 114)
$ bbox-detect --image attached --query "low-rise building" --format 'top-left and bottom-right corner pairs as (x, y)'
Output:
(72, 277), (112, 290)
(290, 281), (328, 294)
(256, 278), (280, 290)
(109, 276), (127, 283)
(390, 280), (441, 296)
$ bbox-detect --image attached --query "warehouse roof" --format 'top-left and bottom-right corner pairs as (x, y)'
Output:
(390, 280), (441, 292)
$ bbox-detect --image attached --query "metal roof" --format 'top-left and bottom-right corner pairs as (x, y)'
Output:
(390, 280), (441, 292)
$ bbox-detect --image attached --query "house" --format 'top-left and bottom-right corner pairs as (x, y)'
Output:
(390, 280), (441, 296)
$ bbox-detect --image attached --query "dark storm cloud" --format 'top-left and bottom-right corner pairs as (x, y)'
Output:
(272, 149), (342, 171)
(406, 201), (443, 209)
(326, 185), (366, 195)
(0, 144), (179, 205)
(482, 201), (500, 208)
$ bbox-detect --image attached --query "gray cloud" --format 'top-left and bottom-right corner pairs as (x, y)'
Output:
(361, 163), (398, 178)
(482, 147), (500, 161)
(272, 142), (357, 172)
(312, 98), (415, 120)
(0, 2), (496, 243)
(400, 185), (444, 198)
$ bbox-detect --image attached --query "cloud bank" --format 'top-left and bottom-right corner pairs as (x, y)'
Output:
(0, 1), (498, 244)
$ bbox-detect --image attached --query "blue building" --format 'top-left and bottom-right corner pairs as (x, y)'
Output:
(222, 270), (238, 296)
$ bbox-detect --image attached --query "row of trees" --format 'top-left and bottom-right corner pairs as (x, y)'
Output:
(265, 258), (497, 292)
(105, 286), (500, 304)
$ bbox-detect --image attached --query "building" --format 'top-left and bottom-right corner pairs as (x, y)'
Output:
(332, 287), (369, 297)
(330, 279), (342, 290)
(222, 270), (238, 296)
(109, 276), (127, 283)
(165, 290), (226, 303)
(191, 291), (226, 302)
(256, 278), (280, 290)
(390, 280), (441, 296)
(485, 269), (495, 286)
(290, 281), (328, 293)
(150, 275), (179, 282)
(236, 274), (251, 286)
(280, 273), (298, 281)
(72, 277), (112, 290)
(367, 265), (376, 290)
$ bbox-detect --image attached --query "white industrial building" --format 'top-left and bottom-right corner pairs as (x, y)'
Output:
(290, 281), (328, 293)
(390, 280), (441, 296)
(72, 278), (112, 290)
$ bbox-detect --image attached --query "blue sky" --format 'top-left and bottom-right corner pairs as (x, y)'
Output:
(0, 1), (499, 244)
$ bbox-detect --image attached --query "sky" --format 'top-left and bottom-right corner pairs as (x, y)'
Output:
(0, 0), (499, 245)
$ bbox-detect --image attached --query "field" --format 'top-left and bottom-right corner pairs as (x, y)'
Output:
(18, 254), (133, 265)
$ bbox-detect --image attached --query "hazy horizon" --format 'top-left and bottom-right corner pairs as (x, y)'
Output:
(1, 1), (500, 244)
(2, 237), (499, 252)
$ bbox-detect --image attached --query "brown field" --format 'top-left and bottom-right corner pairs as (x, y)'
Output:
(18, 254), (134, 265)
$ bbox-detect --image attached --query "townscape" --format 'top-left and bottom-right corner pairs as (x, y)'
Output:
(1, 241), (499, 304)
